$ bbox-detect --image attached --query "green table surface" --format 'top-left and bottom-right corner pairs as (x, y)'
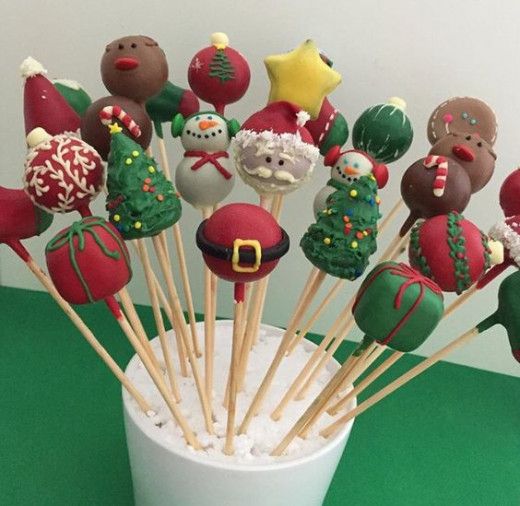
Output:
(0, 286), (519, 505)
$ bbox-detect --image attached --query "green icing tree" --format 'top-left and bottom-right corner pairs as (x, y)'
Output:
(301, 175), (381, 279)
(209, 49), (235, 82)
(352, 97), (413, 164)
(105, 125), (181, 240)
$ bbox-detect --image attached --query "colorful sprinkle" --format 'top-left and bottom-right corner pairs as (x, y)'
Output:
(363, 230), (368, 236)
(343, 216), (350, 223)
(148, 165), (156, 173)
(375, 196), (381, 204)
(144, 178), (152, 184)
(134, 221), (142, 230)
(142, 184), (150, 192)
(350, 190), (358, 198)
(157, 194), (164, 202)
(351, 241), (358, 249)
(125, 158), (133, 165)
(113, 214), (121, 222)
(356, 231), (364, 239)
(323, 237), (331, 245)
(132, 150), (139, 157)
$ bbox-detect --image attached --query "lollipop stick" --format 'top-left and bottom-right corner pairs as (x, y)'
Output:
(320, 327), (480, 438)
(443, 284), (478, 318)
(137, 239), (181, 402)
(152, 235), (214, 433)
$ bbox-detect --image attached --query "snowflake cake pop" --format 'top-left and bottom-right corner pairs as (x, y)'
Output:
(171, 111), (240, 210)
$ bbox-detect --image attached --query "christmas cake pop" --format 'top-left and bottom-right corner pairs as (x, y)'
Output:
(427, 96), (497, 146)
(313, 147), (388, 217)
(23, 127), (104, 214)
(408, 212), (503, 294)
(20, 57), (81, 136)
(53, 79), (92, 117)
(400, 155), (472, 236)
(105, 121), (181, 240)
(499, 168), (520, 217)
(302, 179), (381, 280)
(233, 101), (319, 196)
(429, 132), (496, 193)
(352, 97), (414, 164)
(145, 81), (200, 139)
(353, 261), (444, 352)
(0, 186), (53, 242)
(188, 33), (250, 115)
(46, 216), (132, 305)
(477, 270), (520, 362)
(171, 111), (240, 210)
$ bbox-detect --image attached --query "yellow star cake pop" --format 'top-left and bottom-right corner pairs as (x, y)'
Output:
(264, 40), (341, 119)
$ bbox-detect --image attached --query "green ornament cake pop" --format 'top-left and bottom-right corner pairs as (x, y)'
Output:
(352, 97), (413, 164)
(353, 261), (444, 352)
(104, 122), (181, 240)
(52, 79), (92, 117)
(300, 175), (381, 279)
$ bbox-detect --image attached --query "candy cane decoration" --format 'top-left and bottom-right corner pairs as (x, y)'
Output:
(424, 155), (448, 197)
(99, 105), (141, 138)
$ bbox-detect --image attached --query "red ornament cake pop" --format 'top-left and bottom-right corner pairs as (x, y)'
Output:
(188, 33), (250, 115)
(45, 216), (132, 305)
(23, 128), (104, 214)
(499, 168), (520, 217)
(409, 212), (503, 293)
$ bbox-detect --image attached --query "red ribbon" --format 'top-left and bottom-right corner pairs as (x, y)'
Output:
(184, 150), (232, 180)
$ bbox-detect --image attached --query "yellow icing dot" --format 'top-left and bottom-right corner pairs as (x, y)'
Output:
(327, 209), (333, 215)
(113, 214), (121, 222)
(323, 237), (331, 245)
(134, 221), (142, 230)
(125, 158), (133, 165)
(369, 174), (376, 181)
(148, 165), (156, 173)
(376, 196), (381, 204)
(363, 230), (368, 236)
(349, 190), (358, 198)
(132, 150), (139, 157)
(351, 241), (358, 249)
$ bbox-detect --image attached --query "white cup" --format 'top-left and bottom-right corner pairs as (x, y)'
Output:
(123, 322), (356, 506)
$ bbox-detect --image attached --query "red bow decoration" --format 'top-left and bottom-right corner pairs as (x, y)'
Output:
(184, 150), (232, 180)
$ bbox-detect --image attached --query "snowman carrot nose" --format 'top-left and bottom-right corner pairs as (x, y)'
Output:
(343, 166), (359, 175)
(199, 120), (219, 130)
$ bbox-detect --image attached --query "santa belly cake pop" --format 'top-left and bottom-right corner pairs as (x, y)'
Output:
(233, 101), (320, 197)
(429, 132), (496, 193)
(313, 147), (388, 217)
(171, 111), (240, 210)
(408, 212), (502, 294)
(400, 155), (472, 236)
(427, 96), (497, 146)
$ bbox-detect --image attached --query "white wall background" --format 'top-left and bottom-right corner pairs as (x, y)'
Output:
(1, 0), (519, 377)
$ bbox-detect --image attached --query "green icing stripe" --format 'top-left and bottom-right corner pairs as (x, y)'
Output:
(447, 212), (473, 294)
(409, 223), (432, 278)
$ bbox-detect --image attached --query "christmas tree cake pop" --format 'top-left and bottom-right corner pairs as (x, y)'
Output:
(105, 122), (181, 240)
(233, 101), (320, 196)
(313, 147), (388, 217)
(145, 81), (200, 139)
(46, 216), (132, 305)
(301, 177), (381, 280)
(408, 212), (503, 294)
(400, 155), (472, 236)
(53, 79), (92, 117)
(353, 261), (444, 352)
(171, 111), (240, 210)
(20, 57), (81, 136)
(427, 96), (497, 146)
(499, 168), (520, 217)
(188, 33), (250, 115)
(352, 97), (414, 164)
(429, 132), (496, 193)
(23, 128), (104, 215)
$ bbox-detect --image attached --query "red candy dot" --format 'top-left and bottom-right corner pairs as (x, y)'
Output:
(457, 252), (465, 259)
(356, 231), (364, 239)
(142, 184), (150, 192)
(443, 113), (453, 124)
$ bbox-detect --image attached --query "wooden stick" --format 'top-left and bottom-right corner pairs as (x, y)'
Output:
(223, 299), (245, 455)
(320, 327), (480, 438)
(137, 239), (181, 402)
(443, 283), (478, 318)
(238, 269), (327, 434)
(152, 235), (214, 433)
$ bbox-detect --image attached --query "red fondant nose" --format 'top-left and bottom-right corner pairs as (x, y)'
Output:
(114, 57), (139, 70)
(452, 144), (475, 162)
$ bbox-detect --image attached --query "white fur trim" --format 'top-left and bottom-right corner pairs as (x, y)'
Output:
(296, 110), (310, 127)
(489, 221), (520, 267)
(52, 78), (81, 90)
(20, 57), (47, 78)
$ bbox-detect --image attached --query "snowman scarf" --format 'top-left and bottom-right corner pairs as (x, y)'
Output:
(184, 150), (232, 180)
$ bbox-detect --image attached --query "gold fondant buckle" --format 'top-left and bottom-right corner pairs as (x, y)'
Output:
(232, 239), (262, 273)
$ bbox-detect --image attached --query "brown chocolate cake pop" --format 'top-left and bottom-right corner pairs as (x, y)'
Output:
(400, 155), (471, 236)
(429, 132), (496, 193)
(101, 35), (168, 103)
(81, 96), (152, 160)
(427, 97), (497, 146)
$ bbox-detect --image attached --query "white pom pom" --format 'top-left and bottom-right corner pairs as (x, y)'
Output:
(20, 57), (47, 78)
(211, 32), (229, 48)
(296, 110), (310, 127)
(26, 127), (52, 148)
(488, 240), (504, 266)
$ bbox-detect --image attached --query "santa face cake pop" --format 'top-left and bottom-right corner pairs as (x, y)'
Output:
(233, 102), (320, 195)
(23, 128), (104, 214)
(429, 132), (496, 193)
(427, 97), (497, 146)
(171, 111), (240, 210)
(400, 155), (472, 236)
(101, 35), (168, 104)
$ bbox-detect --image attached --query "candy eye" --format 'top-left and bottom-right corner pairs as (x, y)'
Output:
(105, 46), (111, 52)
(118, 43), (124, 50)
(461, 112), (469, 119)
(477, 142), (483, 147)
(208, 115), (213, 120)
(353, 163), (359, 169)
(266, 156), (272, 163)
(195, 116), (200, 121)
(466, 135), (471, 141)
(131, 43), (137, 48)
(278, 160), (284, 166)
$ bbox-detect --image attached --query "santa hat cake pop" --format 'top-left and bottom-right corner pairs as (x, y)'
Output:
(23, 128), (104, 214)
(20, 57), (81, 136)
(52, 79), (92, 117)
(233, 101), (319, 195)
(408, 212), (503, 294)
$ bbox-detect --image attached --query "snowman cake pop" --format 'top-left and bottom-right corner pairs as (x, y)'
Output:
(171, 111), (240, 210)
(313, 147), (388, 217)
